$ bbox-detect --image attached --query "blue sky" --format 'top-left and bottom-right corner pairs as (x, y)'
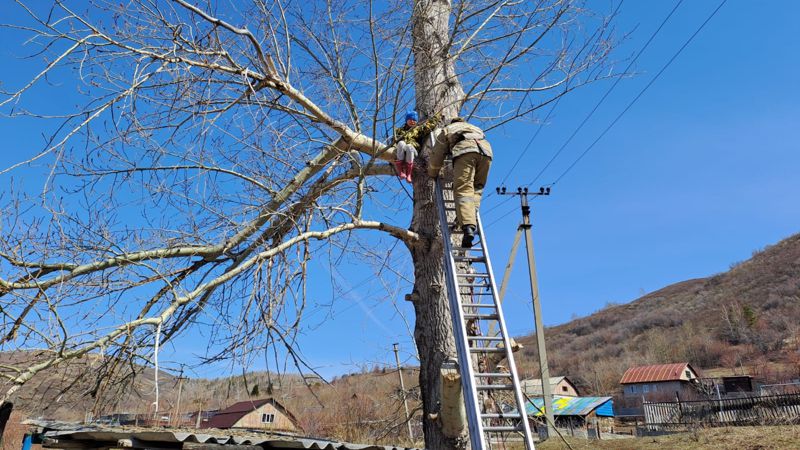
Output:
(484, 0), (800, 333)
(279, 0), (800, 378)
(1, 1), (798, 380)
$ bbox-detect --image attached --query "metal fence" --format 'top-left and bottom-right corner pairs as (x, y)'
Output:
(643, 393), (800, 429)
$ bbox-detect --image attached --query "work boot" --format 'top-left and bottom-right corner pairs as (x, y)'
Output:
(404, 162), (414, 183)
(461, 224), (476, 248)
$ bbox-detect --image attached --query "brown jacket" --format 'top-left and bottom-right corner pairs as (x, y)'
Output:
(427, 121), (493, 177)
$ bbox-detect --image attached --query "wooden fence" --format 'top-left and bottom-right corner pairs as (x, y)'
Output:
(643, 393), (800, 428)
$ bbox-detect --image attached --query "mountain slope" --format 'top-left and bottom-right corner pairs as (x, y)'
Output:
(515, 232), (800, 395)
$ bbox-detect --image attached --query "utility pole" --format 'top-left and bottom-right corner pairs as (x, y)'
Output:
(392, 343), (414, 442)
(496, 186), (555, 439)
(195, 402), (203, 429)
(173, 371), (186, 428)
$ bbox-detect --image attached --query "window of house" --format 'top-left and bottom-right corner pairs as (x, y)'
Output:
(685, 370), (692, 378)
(562, 386), (568, 392)
(261, 413), (275, 424)
(643, 385), (650, 393)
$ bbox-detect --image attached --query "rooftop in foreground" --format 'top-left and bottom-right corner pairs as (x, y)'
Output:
(25, 420), (418, 450)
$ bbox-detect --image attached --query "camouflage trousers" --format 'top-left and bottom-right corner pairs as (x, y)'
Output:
(453, 152), (491, 227)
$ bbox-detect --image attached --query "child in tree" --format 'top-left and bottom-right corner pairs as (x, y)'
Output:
(393, 110), (441, 182)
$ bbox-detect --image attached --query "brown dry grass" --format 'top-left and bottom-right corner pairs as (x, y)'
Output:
(537, 426), (800, 450)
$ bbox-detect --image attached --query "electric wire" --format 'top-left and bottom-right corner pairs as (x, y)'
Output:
(482, 96), (564, 217)
(526, 0), (685, 187)
(486, 0), (727, 228)
(549, 0), (727, 186)
(499, 93), (565, 187)
(484, 0), (623, 212)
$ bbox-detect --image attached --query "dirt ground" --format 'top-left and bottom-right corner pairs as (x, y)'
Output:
(536, 425), (800, 450)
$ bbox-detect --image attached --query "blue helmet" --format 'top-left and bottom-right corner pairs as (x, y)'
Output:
(405, 110), (419, 122)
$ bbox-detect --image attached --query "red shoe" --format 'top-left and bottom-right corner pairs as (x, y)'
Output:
(404, 162), (414, 183)
(393, 160), (405, 179)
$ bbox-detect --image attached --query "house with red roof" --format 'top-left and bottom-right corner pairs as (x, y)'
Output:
(201, 398), (301, 432)
(619, 362), (702, 403)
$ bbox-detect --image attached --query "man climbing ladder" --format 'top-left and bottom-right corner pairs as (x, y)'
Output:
(427, 119), (535, 449)
(433, 179), (536, 450)
(428, 118), (493, 248)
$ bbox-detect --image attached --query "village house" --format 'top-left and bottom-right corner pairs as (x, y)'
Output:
(620, 362), (702, 404)
(521, 376), (580, 397)
(202, 398), (301, 433)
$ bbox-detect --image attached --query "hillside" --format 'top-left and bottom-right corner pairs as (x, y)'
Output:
(516, 232), (800, 395)
(4, 233), (799, 445)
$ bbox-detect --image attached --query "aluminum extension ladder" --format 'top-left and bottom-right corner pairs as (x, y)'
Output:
(435, 179), (535, 450)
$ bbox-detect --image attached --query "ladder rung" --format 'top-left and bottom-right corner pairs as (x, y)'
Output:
(483, 425), (519, 432)
(477, 384), (515, 390)
(461, 303), (496, 308)
(464, 313), (498, 320)
(467, 335), (503, 341)
(437, 182), (535, 447)
(482, 413), (522, 419)
(451, 246), (482, 252)
(470, 347), (506, 353)
(453, 255), (486, 263)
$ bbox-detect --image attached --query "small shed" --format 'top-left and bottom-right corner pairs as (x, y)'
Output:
(526, 396), (614, 438)
(521, 376), (580, 397)
(202, 398), (300, 432)
(721, 376), (754, 394)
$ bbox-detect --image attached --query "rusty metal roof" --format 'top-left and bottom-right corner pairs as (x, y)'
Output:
(619, 362), (698, 384)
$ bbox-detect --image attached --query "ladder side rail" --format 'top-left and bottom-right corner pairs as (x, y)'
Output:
(475, 212), (536, 450)
(434, 179), (486, 449)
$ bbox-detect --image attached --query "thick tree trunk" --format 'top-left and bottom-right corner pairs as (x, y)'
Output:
(410, 1), (467, 449)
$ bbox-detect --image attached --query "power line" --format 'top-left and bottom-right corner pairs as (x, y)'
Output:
(527, 0), (685, 187)
(482, 192), (515, 215)
(486, 195), (539, 228)
(498, 94), (565, 187)
(497, 0), (626, 189)
(482, 0), (728, 230)
(485, 1), (623, 210)
(550, 0), (727, 186)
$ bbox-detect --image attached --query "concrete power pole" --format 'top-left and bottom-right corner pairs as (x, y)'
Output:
(392, 343), (414, 442)
(497, 186), (555, 438)
(173, 373), (185, 428)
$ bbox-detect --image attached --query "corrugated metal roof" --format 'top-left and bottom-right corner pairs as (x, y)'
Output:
(619, 363), (698, 384)
(27, 422), (418, 450)
(525, 396), (614, 417)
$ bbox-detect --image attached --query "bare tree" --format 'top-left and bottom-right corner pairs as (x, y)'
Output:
(0, 0), (615, 447)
